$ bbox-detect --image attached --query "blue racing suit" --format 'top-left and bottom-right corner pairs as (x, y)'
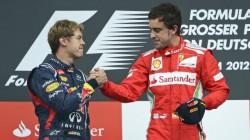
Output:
(27, 55), (98, 140)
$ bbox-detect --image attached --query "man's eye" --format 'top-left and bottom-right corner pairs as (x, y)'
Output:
(154, 29), (161, 33)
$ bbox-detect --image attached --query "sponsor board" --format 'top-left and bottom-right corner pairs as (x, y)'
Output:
(1, 0), (250, 101)
(0, 101), (249, 140)
(0, 102), (122, 140)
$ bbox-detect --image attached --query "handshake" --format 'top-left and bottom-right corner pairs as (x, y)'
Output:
(88, 68), (108, 87)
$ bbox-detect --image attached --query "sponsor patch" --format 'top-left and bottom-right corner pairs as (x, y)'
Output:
(190, 107), (198, 113)
(153, 113), (159, 119)
(67, 131), (81, 136)
(60, 76), (68, 82)
(82, 83), (94, 95)
(151, 57), (162, 70)
(153, 113), (167, 119)
(46, 82), (60, 92)
(213, 72), (224, 81)
(56, 69), (65, 75)
(49, 90), (63, 98)
(127, 69), (137, 78)
(179, 54), (184, 62)
(179, 55), (197, 68)
(149, 72), (196, 87)
(76, 74), (82, 81)
(67, 87), (77, 93)
(143, 49), (156, 57)
(42, 79), (54, 88)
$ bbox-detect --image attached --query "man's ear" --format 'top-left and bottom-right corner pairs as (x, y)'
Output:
(59, 37), (68, 46)
(171, 25), (178, 34)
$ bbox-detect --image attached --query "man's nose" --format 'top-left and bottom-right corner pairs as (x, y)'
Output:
(81, 39), (85, 45)
(150, 31), (156, 38)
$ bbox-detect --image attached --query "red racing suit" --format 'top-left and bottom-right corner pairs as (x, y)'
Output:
(101, 36), (230, 140)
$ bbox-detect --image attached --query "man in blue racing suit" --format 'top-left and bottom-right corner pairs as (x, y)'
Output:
(27, 19), (107, 140)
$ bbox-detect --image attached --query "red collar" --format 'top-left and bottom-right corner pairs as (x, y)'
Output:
(160, 36), (185, 56)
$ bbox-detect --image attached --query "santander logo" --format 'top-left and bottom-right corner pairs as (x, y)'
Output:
(13, 121), (31, 137)
(150, 78), (157, 84)
(149, 72), (197, 87)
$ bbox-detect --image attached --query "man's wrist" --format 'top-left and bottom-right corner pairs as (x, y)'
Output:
(87, 79), (99, 89)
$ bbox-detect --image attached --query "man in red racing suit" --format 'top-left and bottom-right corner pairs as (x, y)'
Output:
(99, 2), (230, 140)
(101, 36), (229, 140)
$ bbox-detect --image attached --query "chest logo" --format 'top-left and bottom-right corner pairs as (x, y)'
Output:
(179, 54), (184, 62)
(149, 72), (196, 87)
(179, 55), (197, 68)
(56, 69), (65, 75)
(151, 57), (162, 70)
(76, 74), (83, 81)
(60, 76), (68, 82)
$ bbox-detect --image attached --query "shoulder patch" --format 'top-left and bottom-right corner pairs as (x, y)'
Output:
(46, 82), (60, 92)
(186, 42), (206, 50)
(185, 43), (207, 55)
(142, 49), (157, 57)
(39, 63), (57, 77)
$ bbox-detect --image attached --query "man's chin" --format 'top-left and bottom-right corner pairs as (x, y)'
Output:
(75, 54), (83, 59)
(154, 45), (162, 49)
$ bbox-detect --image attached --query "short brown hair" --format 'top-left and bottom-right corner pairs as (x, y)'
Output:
(148, 3), (182, 35)
(47, 19), (84, 54)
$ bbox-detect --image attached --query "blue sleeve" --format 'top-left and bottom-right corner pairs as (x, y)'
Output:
(28, 67), (83, 114)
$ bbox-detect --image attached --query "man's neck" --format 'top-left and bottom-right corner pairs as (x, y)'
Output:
(55, 53), (74, 66)
(171, 35), (181, 47)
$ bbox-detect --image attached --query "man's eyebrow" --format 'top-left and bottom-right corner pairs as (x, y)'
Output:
(151, 27), (161, 31)
(75, 34), (82, 37)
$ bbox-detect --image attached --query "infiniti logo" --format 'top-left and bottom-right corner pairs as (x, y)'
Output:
(69, 112), (82, 123)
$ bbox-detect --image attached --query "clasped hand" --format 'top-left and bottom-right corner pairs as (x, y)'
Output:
(88, 67), (107, 87)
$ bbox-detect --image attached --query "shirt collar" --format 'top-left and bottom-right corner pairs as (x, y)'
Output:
(50, 55), (75, 72)
(160, 36), (186, 56)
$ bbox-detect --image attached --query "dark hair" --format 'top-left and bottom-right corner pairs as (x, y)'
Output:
(47, 19), (84, 54)
(148, 2), (182, 35)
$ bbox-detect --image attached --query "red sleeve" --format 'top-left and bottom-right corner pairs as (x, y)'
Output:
(201, 50), (230, 110)
(100, 56), (149, 102)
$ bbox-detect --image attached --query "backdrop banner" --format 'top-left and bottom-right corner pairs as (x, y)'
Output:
(1, 0), (250, 101)
(0, 0), (249, 139)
